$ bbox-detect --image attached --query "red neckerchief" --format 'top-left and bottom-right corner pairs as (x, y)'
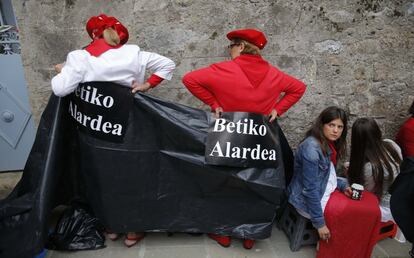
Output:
(84, 38), (122, 57)
(233, 54), (270, 87)
(328, 141), (337, 166)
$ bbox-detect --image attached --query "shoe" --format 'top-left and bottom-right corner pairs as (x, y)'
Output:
(124, 232), (145, 248)
(243, 239), (255, 250)
(208, 233), (231, 247)
(105, 230), (120, 241)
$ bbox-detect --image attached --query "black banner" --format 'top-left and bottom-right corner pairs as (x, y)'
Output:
(206, 112), (280, 168)
(0, 83), (293, 258)
(68, 82), (133, 142)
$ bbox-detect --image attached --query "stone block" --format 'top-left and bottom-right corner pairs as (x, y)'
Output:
(325, 10), (354, 24)
(314, 40), (343, 55)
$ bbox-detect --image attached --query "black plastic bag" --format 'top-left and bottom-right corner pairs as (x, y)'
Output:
(46, 206), (105, 251)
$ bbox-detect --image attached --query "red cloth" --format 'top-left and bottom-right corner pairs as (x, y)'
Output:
(182, 54), (306, 115)
(84, 38), (122, 57)
(317, 190), (381, 258)
(396, 117), (414, 158)
(328, 141), (337, 166)
(147, 74), (164, 88)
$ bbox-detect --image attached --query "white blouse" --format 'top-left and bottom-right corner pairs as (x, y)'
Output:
(51, 44), (175, 97)
(363, 139), (402, 221)
(321, 162), (337, 211)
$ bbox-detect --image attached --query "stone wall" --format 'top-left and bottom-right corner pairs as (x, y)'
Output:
(12, 0), (414, 149)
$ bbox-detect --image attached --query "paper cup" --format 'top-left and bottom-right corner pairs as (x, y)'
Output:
(351, 183), (364, 200)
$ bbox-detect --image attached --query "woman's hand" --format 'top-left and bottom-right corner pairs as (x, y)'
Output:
(214, 107), (223, 119)
(54, 62), (65, 73)
(344, 186), (353, 198)
(131, 81), (151, 93)
(318, 225), (331, 242)
(269, 109), (278, 122)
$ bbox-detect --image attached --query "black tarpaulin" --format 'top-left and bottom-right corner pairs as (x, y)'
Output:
(0, 96), (70, 258)
(0, 84), (293, 258)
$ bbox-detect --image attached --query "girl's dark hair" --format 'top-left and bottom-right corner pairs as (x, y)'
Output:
(305, 106), (348, 159)
(409, 99), (414, 116)
(347, 118), (402, 199)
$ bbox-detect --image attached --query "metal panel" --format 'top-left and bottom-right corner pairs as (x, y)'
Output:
(0, 1), (35, 172)
(0, 0), (17, 26)
(0, 7), (4, 25)
(0, 56), (35, 172)
(0, 83), (31, 148)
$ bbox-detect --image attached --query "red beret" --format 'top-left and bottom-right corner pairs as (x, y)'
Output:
(86, 14), (129, 45)
(226, 29), (267, 49)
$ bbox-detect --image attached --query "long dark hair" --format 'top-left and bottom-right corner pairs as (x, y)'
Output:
(409, 99), (414, 116)
(348, 118), (402, 199)
(305, 106), (348, 159)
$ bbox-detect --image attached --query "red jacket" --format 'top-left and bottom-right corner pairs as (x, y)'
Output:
(396, 117), (414, 157)
(182, 54), (306, 116)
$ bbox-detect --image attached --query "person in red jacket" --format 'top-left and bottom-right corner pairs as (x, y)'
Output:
(182, 29), (306, 121)
(182, 29), (306, 249)
(396, 100), (414, 158)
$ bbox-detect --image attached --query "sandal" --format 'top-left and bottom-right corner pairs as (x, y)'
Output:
(243, 239), (255, 250)
(105, 230), (120, 241)
(124, 232), (146, 248)
(207, 233), (231, 248)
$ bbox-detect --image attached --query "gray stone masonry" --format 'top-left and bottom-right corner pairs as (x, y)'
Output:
(11, 0), (414, 149)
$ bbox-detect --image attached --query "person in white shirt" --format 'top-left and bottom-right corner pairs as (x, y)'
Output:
(347, 118), (402, 221)
(51, 14), (175, 97)
(51, 14), (175, 248)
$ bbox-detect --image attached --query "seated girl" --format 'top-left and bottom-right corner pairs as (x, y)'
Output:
(347, 118), (402, 222)
(287, 106), (350, 242)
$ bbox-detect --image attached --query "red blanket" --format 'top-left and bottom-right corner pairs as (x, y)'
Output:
(317, 190), (381, 258)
